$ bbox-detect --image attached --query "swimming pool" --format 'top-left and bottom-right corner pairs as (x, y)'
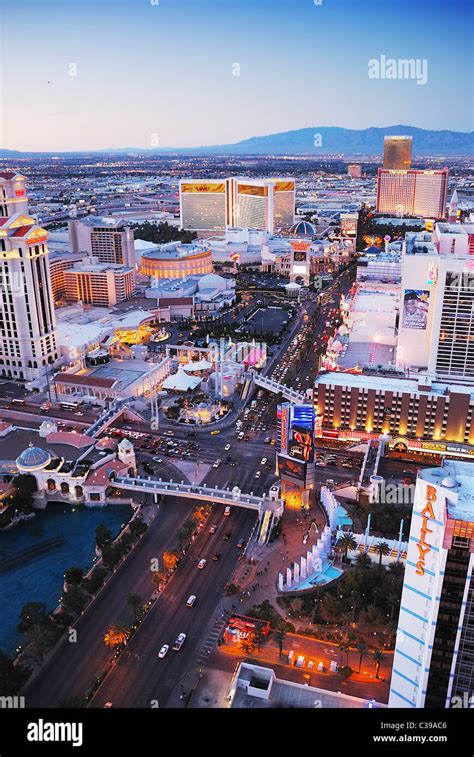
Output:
(284, 560), (343, 592)
(0, 502), (132, 655)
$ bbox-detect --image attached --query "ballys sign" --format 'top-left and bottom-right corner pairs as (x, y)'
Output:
(415, 484), (437, 577)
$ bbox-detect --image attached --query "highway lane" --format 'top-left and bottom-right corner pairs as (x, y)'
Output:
(24, 497), (196, 708)
(89, 506), (257, 708)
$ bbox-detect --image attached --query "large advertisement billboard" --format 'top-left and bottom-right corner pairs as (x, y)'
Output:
(278, 454), (307, 485)
(402, 289), (430, 330)
(288, 425), (314, 462)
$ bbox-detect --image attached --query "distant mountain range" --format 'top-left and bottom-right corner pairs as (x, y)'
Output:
(1, 125), (472, 157)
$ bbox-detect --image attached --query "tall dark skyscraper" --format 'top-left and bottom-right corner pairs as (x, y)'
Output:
(383, 135), (413, 169)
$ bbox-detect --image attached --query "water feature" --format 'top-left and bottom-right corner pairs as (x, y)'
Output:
(0, 502), (132, 655)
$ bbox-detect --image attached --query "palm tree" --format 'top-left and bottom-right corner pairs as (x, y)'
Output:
(337, 533), (357, 562)
(239, 637), (255, 656)
(337, 638), (349, 667)
(152, 571), (166, 592)
(103, 625), (130, 650)
(372, 648), (384, 679)
(355, 552), (372, 570)
(374, 541), (391, 565)
(162, 550), (179, 574)
(356, 642), (369, 673)
(320, 594), (344, 625)
(276, 628), (285, 656)
(127, 593), (144, 622)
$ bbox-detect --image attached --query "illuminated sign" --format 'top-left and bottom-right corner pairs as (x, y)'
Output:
(26, 234), (47, 246)
(15, 189), (25, 197)
(291, 240), (311, 253)
(292, 265), (307, 274)
(293, 251), (307, 263)
(237, 184), (267, 197)
(426, 263), (438, 286)
(415, 485), (436, 577)
(280, 404), (289, 453)
(278, 453), (307, 485)
(181, 183), (225, 193)
(288, 426), (313, 462)
(274, 181), (295, 192)
(291, 405), (315, 430)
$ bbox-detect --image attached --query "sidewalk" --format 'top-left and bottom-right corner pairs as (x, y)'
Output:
(223, 506), (327, 622)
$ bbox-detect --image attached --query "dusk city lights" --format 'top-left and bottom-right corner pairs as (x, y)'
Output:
(0, 0), (473, 752)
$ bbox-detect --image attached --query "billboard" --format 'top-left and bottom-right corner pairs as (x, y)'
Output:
(288, 425), (314, 462)
(293, 250), (307, 263)
(180, 182), (225, 193)
(278, 454), (307, 485)
(402, 289), (429, 330)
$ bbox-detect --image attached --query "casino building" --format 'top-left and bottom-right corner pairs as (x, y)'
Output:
(180, 177), (295, 234)
(139, 242), (213, 279)
(389, 461), (474, 708)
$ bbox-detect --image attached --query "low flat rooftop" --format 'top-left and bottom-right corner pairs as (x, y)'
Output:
(316, 371), (474, 399)
(420, 461), (474, 523)
(336, 342), (395, 370)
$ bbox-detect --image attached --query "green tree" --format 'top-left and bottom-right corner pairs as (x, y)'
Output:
(337, 533), (357, 561)
(375, 541), (391, 565)
(95, 524), (112, 550)
(61, 586), (87, 615)
(17, 602), (50, 634)
(127, 593), (145, 622)
(64, 567), (84, 586)
(356, 641), (369, 673)
(372, 648), (384, 679)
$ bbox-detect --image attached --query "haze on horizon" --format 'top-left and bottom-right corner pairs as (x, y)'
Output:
(1, 0), (472, 152)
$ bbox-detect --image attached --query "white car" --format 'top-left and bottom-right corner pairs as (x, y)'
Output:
(186, 595), (197, 607)
(261, 457), (267, 465)
(197, 558), (207, 569)
(153, 457), (163, 464)
(158, 644), (169, 658)
(255, 471), (261, 479)
(212, 459), (221, 468)
(224, 444), (231, 451)
(173, 633), (187, 651)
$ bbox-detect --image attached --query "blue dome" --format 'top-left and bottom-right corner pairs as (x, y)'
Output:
(288, 220), (317, 237)
(16, 443), (51, 470)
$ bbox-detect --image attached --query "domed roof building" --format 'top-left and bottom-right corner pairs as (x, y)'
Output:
(287, 220), (317, 238)
(16, 443), (51, 472)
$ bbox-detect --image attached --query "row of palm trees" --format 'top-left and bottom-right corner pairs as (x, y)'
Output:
(336, 532), (391, 565)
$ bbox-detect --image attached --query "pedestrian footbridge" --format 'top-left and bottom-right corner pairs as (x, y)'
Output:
(112, 474), (284, 519)
(85, 399), (145, 438)
(252, 372), (306, 405)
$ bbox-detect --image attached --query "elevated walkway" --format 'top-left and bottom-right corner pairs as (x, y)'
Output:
(112, 475), (284, 517)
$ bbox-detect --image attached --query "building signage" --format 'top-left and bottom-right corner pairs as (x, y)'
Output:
(415, 485), (436, 577)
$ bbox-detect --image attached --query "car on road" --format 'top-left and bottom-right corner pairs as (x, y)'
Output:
(212, 459), (221, 468)
(209, 524), (218, 534)
(186, 595), (197, 607)
(212, 552), (221, 561)
(236, 539), (245, 549)
(223, 531), (232, 540)
(224, 506), (231, 516)
(224, 443), (231, 451)
(197, 559), (207, 569)
(264, 436), (271, 444)
(255, 471), (261, 478)
(173, 633), (186, 651)
(103, 702), (113, 708)
(210, 429), (221, 435)
(158, 644), (169, 658)
(237, 432), (244, 440)
(270, 439), (276, 446)
(261, 457), (267, 465)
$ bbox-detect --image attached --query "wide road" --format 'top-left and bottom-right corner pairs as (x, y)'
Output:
(24, 497), (195, 708)
(89, 507), (257, 708)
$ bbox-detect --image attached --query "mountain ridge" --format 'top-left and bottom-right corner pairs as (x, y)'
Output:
(1, 125), (472, 157)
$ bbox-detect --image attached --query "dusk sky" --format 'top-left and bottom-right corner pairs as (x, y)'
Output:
(1, 0), (472, 151)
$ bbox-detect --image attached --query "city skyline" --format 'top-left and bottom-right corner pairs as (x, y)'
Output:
(1, 0), (473, 151)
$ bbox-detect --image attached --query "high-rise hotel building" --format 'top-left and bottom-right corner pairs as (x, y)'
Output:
(180, 177), (295, 234)
(383, 135), (413, 170)
(389, 461), (474, 708)
(0, 172), (58, 381)
(376, 168), (448, 219)
(68, 217), (135, 268)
